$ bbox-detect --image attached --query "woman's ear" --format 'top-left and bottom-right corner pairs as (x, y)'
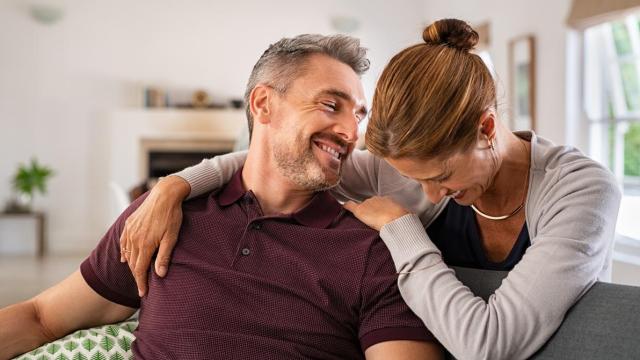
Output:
(478, 109), (497, 143)
(249, 84), (273, 125)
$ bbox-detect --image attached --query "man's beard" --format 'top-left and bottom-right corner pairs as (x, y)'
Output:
(271, 132), (343, 191)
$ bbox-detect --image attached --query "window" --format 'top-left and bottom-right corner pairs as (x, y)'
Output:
(584, 14), (640, 262)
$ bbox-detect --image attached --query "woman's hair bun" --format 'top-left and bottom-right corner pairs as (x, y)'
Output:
(422, 18), (479, 52)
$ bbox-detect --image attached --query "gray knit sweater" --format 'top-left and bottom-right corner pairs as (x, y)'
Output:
(175, 131), (621, 360)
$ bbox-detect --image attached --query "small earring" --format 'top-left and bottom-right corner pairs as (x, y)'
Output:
(488, 139), (495, 150)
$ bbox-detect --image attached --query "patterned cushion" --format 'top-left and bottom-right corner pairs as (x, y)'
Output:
(13, 320), (137, 360)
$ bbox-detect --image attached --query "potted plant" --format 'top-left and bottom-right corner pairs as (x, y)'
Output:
(6, 158), (54, 213)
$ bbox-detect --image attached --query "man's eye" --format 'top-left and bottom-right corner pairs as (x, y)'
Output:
(322, 102), (337, 111)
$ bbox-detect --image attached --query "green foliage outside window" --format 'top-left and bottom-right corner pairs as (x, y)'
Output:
(612, 22), (632, 55)
(625, 123), (640, 176)
(620, 63), (640, 111)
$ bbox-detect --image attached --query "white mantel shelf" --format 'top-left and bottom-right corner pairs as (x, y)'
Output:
(111, 108), (246, 138)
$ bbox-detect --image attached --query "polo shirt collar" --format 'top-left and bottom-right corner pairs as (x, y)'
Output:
(217, 168), (344, 229)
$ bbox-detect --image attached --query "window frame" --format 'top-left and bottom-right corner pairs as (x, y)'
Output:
(583, 14), (640, 262)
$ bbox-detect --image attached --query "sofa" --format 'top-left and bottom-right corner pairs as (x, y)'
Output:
(14, 267), (640, 359)
(452, 266), (640, 359)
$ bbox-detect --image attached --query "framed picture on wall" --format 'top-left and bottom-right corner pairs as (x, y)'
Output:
(509, 35), (536, 131)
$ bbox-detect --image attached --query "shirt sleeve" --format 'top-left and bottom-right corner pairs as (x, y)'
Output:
(357, 235), (438, 350)
(379, 161), (621, 360)
(80, 194), (151, 309)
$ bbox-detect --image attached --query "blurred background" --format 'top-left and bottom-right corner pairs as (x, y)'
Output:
(1, 0), (639, 306)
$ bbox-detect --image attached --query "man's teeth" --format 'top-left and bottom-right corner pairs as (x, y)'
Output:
(319, 144), (341, 159)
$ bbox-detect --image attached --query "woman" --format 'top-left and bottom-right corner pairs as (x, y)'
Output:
(119, 19), (620, 359)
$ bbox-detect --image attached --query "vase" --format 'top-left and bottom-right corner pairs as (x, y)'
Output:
(4, 193), (33, 213)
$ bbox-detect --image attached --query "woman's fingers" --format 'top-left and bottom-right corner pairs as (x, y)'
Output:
(128, 240), (139, 285)
(155, 233), (178, 278)
(119, 226), (129, 263)
(133, 246), (152, 297)
(343, 197), (410, 231)
(343, 200), (358, 212)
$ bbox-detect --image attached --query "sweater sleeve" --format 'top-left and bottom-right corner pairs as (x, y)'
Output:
(173, 151), (248, 199)
(379, 162), (621, 360)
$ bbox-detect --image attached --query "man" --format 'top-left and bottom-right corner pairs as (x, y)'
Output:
(0, 34), (442, 359)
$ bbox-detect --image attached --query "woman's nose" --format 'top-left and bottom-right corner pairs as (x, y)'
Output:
(421, 182), (448, 204)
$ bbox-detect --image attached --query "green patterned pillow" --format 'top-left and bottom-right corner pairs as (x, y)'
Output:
(13, 320), (137, 360)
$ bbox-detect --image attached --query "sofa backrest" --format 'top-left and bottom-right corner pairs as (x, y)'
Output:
(451, 266), (640, 359)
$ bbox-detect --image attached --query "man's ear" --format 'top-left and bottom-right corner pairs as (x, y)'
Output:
(478, 109), (497, 142)
(249, 84), (273, 125)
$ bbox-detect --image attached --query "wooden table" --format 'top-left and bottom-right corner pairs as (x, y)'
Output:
(0, 212), (46, 257)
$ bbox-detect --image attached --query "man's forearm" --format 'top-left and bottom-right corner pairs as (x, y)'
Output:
(0, 300), (54, 359)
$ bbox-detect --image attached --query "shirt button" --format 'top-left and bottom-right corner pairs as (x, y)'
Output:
(241, 248), (251, 256)
(251, 222), (262, 230)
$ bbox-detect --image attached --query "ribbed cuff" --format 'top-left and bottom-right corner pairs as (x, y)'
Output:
(380, 214), (440, 270)
(174, 162), (222, 200)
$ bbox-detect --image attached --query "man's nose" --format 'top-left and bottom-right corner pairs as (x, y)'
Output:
(421, 182), (448, 204)
(334, 113), (359, 143)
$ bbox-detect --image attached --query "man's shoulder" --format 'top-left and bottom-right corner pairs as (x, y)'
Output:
(182, 189), (224, 210)
(333, 210), (379, 233)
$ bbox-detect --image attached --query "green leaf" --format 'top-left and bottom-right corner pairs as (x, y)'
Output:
(72, 353), (88, 360)
(46, 343), (61, 354)
(36, 355), (50, 360)
(109, 354), (125, 360)
(90, 352), (107, 360)
(55, 354), (70, 360)
(81, 338), (97, 351)
(29, 348), (44, 355)
(105, 325), (120, 337)
(100, 335), (115, 351)
(122, 322), (137, 333)
(117, 336), (132, 352)
(12, 157), (54, 197)
(64, 340), (78, 351)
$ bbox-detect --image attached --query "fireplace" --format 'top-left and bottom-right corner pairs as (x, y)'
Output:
(140, 138), (235, 180)
(148, 150), (224, 178)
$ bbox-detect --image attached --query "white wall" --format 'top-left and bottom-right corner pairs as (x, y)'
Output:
(422, 0), (574, 145)
(0, 0), (426, 254)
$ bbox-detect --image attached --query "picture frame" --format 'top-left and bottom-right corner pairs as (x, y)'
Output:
(509, 35), (536, 131)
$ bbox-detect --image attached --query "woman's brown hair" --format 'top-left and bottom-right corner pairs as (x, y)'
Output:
(366, 18), (496, 160)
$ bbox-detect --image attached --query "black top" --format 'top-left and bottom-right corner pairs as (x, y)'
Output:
(426, 200), (530, 271)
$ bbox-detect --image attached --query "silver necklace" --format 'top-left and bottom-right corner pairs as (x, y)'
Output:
(470, 202), (524, 221)
(471, 139), (530, 221)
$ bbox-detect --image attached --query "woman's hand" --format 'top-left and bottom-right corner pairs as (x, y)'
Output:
(119, 175), (190, 297)
(343, 196), (410, 231)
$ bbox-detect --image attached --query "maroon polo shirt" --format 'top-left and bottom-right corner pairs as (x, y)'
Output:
(81, 169), (436, 359)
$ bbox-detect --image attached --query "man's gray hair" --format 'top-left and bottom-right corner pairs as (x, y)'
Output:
(244, 34), (370, 138)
